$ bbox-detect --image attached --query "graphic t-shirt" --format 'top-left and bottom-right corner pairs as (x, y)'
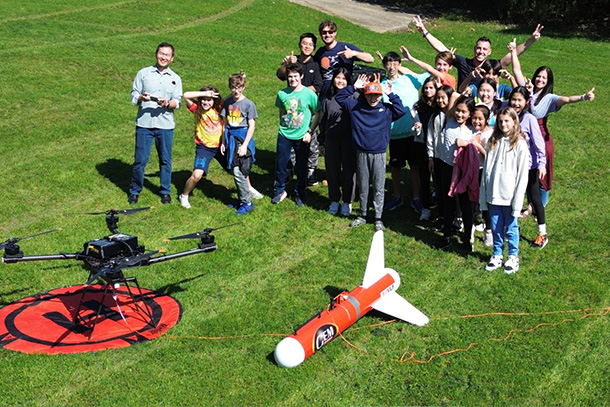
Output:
(188, 103), (223, 148)
(221, 96), (258, 128)
(275, 86), (319, 140)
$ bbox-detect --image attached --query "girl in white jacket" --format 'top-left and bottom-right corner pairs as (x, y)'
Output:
(479, 107), (529, 273)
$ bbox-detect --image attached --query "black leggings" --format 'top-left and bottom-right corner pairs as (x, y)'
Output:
(438, 160), (473, 241)
(526, 168), (546, 225)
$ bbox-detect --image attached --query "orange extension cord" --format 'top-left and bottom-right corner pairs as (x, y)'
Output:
(162, 306), (610, 364)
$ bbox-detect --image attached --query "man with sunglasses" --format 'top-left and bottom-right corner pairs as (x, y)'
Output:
(314, 20), (374, 95)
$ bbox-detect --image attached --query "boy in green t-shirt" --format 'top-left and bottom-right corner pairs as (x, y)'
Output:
(272, 63), (320, 206)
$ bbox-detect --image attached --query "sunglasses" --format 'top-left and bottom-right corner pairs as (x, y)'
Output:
(321, 29), (335, 35)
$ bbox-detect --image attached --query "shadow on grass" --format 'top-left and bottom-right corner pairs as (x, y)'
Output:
(155, 273), (207, 296)
(0, 288), (31, 305)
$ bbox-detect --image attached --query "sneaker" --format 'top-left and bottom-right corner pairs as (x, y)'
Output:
(432, 217), (444, 231)
(385, 197), (404, 211)
(374, 221), (385, 231)
(410, 198), (423, 213)
(235, 202), (254, 215)
(295, 197), (305, 207)
(485, 255), (503, 271)
(178, 194), (191, 209)
(160, 194), (171, 204)
(328, 202), (340, 215)
(531, 234), (548, 249)
(128, 194), (139, 204)
(474, 222), (485, 232)
(432, 237), (451, 250)
(340, 202), (352, 217)
(520, 204), (533, 219)
(350, 217), (366, 228)
(452, 217), (464, 233)
(504, 255), (520, 274)
(227, 200), (241, 209)
(484, 230), (493, 247)
(419, 208), (431, 221)
(271, 191), (287, 204)
(307, 173), (318, 186)
(249, 187), (264, 200)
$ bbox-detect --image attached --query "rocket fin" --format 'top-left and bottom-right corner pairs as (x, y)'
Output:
(362, 230), (386, 288)
(372, 291), (429, 326)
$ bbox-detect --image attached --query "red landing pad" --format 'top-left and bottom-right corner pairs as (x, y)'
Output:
(0, 285), (181, 354)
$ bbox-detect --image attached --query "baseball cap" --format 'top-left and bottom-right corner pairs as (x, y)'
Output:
(364, 82), (383, 95)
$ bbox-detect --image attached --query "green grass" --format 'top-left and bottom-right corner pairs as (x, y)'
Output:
(1, 1), (609, 405)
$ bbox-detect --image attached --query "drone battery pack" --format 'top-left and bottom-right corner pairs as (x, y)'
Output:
(84, 234), (139, 260)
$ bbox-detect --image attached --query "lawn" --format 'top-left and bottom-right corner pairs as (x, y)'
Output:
(0, 0), (609, 405)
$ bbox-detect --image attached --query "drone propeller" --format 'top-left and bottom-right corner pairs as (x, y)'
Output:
(163, 222), (241, 241)
(0, 228), (62, 250)
(67, 207), (154, 216)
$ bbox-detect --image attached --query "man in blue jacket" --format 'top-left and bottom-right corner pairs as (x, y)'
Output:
(335, 73), (406, 231)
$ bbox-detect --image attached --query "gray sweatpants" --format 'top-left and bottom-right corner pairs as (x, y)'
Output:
(356, 150), (386, 221)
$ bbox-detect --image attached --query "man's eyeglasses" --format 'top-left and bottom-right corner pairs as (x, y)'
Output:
(321, 29), (335, 35)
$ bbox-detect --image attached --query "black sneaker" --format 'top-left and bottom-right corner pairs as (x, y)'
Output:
(307, 173), (318, 186)
(432, 217), (444, 232)
(128, 194), (139, 204)
(160, 194), (171, 204)
(432, 237), (451, 250)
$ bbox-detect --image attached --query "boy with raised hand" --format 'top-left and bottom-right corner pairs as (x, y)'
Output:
(380, 51), (429, 214)
(336, 73), (407, 231)
(273, 63), (320, 206)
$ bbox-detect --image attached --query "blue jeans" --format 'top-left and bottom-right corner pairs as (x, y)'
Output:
(130, 127), (174, 196)
(539, 187), (549, 207)
(489, 204), (520, 257)
(274, 133), (308, 200)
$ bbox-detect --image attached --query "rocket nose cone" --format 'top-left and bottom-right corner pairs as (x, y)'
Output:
(274, 337), (305, 368)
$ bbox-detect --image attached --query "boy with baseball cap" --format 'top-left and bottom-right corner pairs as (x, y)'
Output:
(335, 73), (406, 230)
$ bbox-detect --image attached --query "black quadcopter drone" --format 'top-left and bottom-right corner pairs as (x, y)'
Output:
(1, 207), (234, 335)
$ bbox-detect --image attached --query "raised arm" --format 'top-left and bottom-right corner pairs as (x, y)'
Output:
(507, 38), (526, 87)
(276, 51), (298, 81)
(183, 90), (219, 108)
(556, 87), (595, 108)
(412, 15), (450, 54)
(499, 24), (544, 68)
(400, 46), (444, 83)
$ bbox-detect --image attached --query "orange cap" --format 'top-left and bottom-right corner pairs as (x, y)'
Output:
(364, 82), (383, 95)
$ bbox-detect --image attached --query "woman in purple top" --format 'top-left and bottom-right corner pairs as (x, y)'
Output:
(508, 41), (596, 248)
(507, 86), (548, 248)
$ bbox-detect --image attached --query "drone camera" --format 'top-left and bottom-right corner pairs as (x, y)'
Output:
(84, 234), (140, 261)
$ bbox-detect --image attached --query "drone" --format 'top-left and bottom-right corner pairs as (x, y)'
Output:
(1, 207), (233, 336)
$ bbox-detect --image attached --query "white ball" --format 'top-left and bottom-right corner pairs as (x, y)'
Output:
(274, 337), (305, 368)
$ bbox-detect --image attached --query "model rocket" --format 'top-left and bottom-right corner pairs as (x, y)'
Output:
(274, 230), (429, 368)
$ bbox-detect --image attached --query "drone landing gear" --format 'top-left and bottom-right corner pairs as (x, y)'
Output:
(73, 275), (155, 339)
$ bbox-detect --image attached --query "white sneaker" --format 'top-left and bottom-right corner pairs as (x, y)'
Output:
(249, 187), (264, 200)
(340, 202), (352, 217)
(504, 255), (519, 274)
(484, 230), (493, 247)
(178, 194), (191, 209)
(419, 208), (431, 221)
(328, 201), (339, 215)
(485, 255), (503, 271)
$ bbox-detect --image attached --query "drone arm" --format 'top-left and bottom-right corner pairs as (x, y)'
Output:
(146, 243), (217, 265)
(2, 252), (82, 264)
